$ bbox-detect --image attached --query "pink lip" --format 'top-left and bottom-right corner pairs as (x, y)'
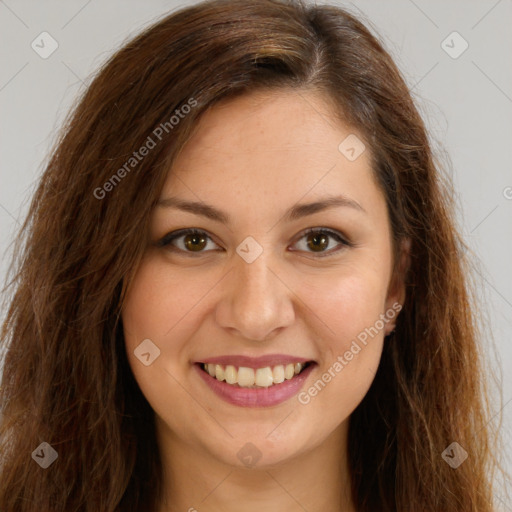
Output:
(194, 362), (316, 408)
(196, 354), (313, 369)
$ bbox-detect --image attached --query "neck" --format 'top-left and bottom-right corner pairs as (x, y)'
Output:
(156, 420), (356, 512)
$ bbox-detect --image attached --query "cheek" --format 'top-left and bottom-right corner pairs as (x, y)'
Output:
(121, 255), (220, 345)
(120, 257), (214, 426)
(120, 256), (206, 401)
(294, 266), (389, 408)
(300, 264), (390, 346)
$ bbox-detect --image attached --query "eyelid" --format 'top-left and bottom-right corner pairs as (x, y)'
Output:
(289, 227), (352, 258)
(156, 226), (352, 257)
(155, 228), (221, 251)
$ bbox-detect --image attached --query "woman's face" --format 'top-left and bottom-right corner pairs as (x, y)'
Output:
(122, 88), (404, 469)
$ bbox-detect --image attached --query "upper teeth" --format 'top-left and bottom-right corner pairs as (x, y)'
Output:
(202, 363), (306, 388)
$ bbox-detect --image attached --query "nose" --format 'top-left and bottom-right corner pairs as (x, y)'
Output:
(214, 249), (295, 342)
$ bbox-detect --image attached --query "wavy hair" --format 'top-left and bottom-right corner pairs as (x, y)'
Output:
(0, 0), (499, 510)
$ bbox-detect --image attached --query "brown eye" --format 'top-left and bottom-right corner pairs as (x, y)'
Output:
(183, 232), (207, 251)
(157, 229), (219, 254)
(305, 232), (329, 252)
(291, 228), (351, 257)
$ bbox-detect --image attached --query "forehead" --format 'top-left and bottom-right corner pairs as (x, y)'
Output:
(161, 88), (381, 216)
(177, 88), (352, 160)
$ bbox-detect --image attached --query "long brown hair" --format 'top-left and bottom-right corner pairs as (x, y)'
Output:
(0, 0), (500, 510)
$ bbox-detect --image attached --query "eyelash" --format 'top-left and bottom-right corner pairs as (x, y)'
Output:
(156, 227), (352, 258)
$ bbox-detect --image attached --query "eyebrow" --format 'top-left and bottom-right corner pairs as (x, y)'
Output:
(156, 194), (366, 224)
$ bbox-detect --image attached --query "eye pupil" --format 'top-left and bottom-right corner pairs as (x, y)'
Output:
(307, 233), (328, 252)
(184, 233), (207, 251)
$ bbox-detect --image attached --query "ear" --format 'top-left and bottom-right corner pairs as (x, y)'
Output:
(384, 237), (411, 335)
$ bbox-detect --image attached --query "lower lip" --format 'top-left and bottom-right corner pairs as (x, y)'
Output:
(194, 363), (316, 408)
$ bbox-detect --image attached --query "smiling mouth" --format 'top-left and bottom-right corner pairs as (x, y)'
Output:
(198, 361), (313, 389)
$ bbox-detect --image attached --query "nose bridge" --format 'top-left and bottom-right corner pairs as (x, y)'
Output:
(237, 250), (275, 307)
(215, 245), (294, 341)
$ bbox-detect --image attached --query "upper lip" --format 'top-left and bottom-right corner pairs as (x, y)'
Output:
(196, 354), (314, 368)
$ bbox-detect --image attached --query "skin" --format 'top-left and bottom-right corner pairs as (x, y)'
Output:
(121, 88), (407, 512)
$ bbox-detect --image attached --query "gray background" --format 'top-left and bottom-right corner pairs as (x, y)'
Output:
(1, 0), (511, 506)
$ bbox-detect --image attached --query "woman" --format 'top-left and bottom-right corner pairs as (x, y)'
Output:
(0, 0), (500, 510)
